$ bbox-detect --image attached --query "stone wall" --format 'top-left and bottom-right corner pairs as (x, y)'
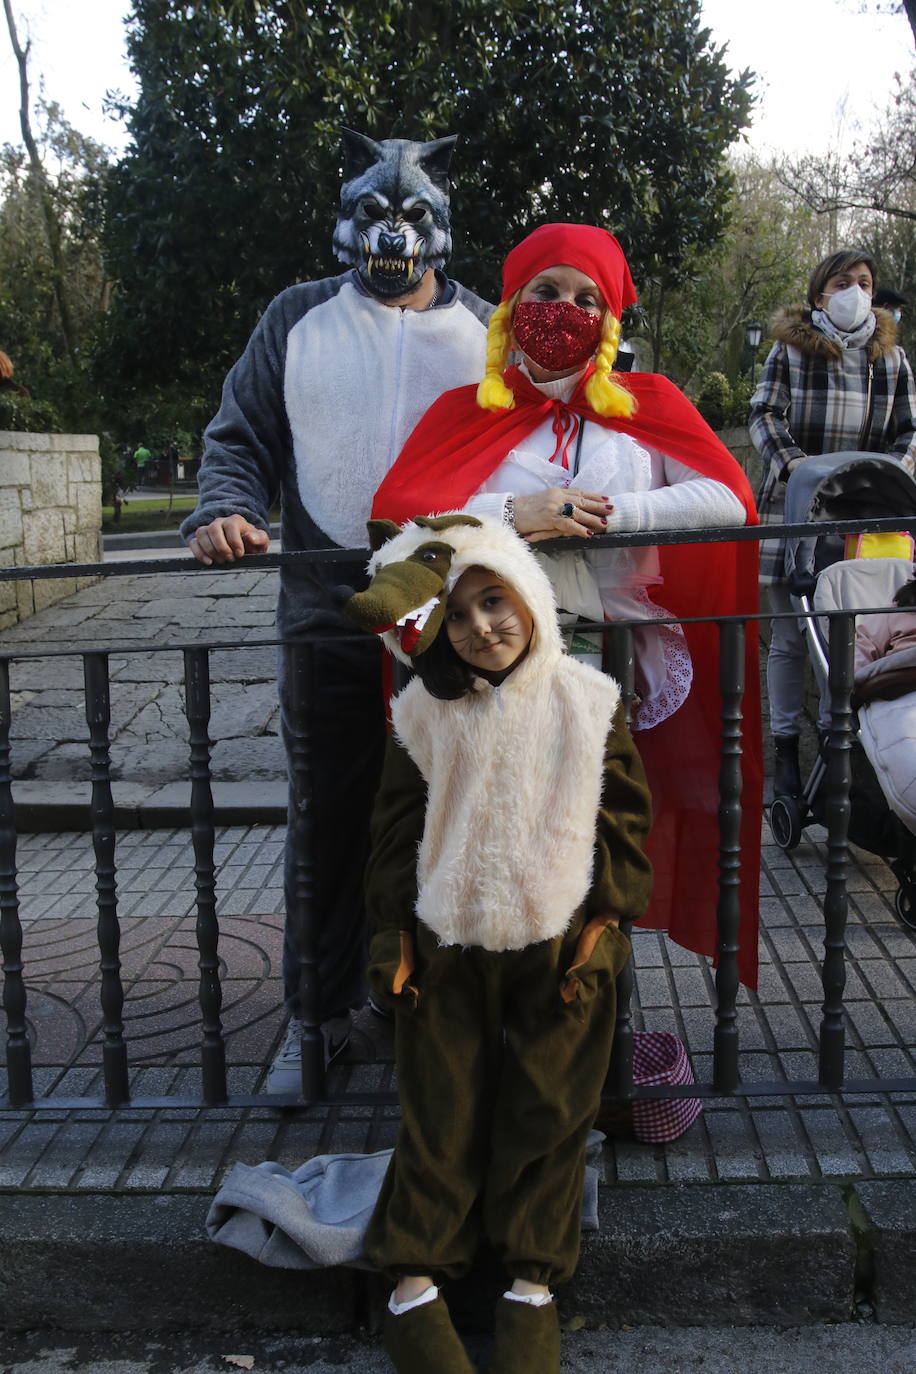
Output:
(0, 432), (102, 630)
(719, 425), (759, 489)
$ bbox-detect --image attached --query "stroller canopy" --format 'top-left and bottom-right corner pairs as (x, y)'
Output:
(783, 451), (916, 590)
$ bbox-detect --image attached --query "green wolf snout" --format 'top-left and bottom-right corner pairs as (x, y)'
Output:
(344, 514), (483, 657)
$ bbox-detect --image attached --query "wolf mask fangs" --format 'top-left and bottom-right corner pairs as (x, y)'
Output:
(332, 129), (456, 300)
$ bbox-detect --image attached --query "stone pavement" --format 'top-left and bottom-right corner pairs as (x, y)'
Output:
(4, 558), (286, 827)
(1, 555), (915, 1332)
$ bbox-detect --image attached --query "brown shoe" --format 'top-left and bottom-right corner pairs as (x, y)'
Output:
(489, 1296), (560, 1374)
(383, 1295), (476, 1373)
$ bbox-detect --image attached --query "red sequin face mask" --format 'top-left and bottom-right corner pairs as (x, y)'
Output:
(512, 300), (603, 372)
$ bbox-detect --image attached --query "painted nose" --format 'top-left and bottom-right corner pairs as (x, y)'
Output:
(378, 231), (406, 256)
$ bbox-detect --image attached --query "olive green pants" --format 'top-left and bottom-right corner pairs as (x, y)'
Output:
(363, 914), (630, 1286)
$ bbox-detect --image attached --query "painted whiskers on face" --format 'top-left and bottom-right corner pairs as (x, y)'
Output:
(445, 567), (535, 680)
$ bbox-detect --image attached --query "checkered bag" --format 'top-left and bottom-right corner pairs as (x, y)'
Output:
(631, 1031), (703, 1144)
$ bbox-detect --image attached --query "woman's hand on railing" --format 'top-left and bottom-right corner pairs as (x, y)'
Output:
(514, 487), (612, 543)
(187, 516), (271, 566)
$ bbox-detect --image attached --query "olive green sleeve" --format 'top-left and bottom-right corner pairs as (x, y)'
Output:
(586, 702), (653, 923)
(364, 732), (427, 936)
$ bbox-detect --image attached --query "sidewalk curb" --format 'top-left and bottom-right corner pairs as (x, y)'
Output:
(3, 1181), (911, 1332)
(11, 781), (287, 832)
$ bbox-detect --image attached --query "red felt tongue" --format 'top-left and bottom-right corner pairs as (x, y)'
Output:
(399, 620), (422, 653)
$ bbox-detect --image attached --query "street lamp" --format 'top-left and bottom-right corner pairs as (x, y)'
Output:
(745, 319), (764, 388)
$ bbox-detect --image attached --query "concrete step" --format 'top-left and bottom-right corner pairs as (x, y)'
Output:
(2, 1180), (913, 1331)
(11, 779), (287, 831)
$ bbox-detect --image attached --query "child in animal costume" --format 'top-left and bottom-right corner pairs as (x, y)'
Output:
(373, 222), (763, 989)
(345, 513), (653, 1374)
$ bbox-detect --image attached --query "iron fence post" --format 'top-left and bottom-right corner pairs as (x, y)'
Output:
(287, 639), (325, 1102)
(605, 624), (636, 1097)
(713, 620), (744, 1092)
(819, 612), (854, 1089)
(0, 658), (32, 1106)
(184, 647), (227, 1105)
(84, 652), (129, 1107)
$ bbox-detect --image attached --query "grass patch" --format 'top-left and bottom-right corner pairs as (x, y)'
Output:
(103, 498), (279, 534)
(102, 496), (200, 533)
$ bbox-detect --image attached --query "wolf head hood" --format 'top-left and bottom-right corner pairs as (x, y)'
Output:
(345, 512), (564, 667)
(332, 129), (456, 300)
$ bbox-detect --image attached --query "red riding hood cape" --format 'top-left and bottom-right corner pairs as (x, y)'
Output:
(373, 364), (763, 988)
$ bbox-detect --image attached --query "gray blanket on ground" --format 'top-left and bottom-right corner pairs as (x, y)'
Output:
(206, 1138), (603, 1271)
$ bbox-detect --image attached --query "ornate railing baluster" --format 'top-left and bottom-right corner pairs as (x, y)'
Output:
(287, 640), (324, 1102)
(819, 612), (854, 1089)
(713, 620), (744, 1092)
(84, 652), (129, 1106)
(184, 647), (227, 1105)
(605, 622), (636, 725)
(0, 658), (32, 1106)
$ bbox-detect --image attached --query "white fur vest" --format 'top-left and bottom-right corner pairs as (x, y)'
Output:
(392, 653), (620, 952)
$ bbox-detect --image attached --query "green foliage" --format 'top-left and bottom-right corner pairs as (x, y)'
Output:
(97, 0), (754, 418)
(694, 371), (731, 430)
(728, 375), (754, 427)
(692, 370), (755, 430)
(0, 106), (110, 374)
(0, 103), (112, 436)
(0, 391), (61, 432)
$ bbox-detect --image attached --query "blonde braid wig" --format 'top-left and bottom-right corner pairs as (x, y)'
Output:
(476, 294), (519, 412)
(585, 311), (637, 418)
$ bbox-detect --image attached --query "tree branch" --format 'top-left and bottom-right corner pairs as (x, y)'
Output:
(3, 0), (76, 360)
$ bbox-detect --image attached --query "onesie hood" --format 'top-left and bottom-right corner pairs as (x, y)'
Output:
(344, 513), (565, 667)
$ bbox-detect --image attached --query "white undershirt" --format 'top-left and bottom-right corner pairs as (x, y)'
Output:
(463, 366), (746, 727)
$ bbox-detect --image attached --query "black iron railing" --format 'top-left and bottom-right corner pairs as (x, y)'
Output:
(1, 518), (915, 1111)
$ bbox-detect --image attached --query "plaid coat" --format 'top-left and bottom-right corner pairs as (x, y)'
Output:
(749, 306), (916, 585)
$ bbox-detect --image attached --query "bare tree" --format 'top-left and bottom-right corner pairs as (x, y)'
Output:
(2, 0), (76, 358)
(777, 73), (916, 225)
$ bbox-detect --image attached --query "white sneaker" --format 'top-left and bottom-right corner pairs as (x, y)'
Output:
(264, 1014), (352, 1095)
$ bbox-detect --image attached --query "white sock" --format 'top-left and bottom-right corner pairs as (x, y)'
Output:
(388, 1284), (438, 1316)
(504, 1288), (553, 1307)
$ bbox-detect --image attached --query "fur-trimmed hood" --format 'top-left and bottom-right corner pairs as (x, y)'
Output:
(351, 512), (565, 669)
(771, 304), (899, 362)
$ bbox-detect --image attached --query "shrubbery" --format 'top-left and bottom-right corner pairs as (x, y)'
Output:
(694, 372), (755, 430)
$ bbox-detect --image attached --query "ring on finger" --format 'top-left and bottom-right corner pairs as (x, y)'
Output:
(560, 501), (576, 519)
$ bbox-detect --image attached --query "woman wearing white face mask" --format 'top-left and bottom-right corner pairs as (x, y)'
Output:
(750, 248), (916, 796)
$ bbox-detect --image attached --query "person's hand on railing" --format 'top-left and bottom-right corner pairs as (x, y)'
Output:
(187, 516), (271, 566)
(514, 487), (612, 543)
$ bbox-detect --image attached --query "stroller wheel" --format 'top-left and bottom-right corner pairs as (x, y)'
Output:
(769, 794), (804, 851)
(894, 884), (916, 932)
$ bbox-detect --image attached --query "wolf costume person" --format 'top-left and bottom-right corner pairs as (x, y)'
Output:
(181, 130), (490, 1087)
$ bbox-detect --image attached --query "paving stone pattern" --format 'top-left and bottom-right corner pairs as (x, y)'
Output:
(3, 567), (282, 787)
(1, 818), (914, 1195)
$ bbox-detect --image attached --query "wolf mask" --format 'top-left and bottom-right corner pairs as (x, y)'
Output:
(332, 129), (456, 300)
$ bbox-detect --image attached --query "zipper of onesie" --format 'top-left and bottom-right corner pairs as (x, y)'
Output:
(385, 310), (408, 469)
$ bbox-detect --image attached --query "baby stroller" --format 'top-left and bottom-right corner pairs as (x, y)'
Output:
(767, 450), (916, 930)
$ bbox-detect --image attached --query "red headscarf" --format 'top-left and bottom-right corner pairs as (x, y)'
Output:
(500, 222), (638, 317)
(373, 224), (763, 988)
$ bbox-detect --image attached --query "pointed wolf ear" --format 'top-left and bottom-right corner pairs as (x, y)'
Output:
(417, 135), (458, 193)
(414, 513), (481, 533)
(367, 518), (402, 551)
(341, 128), (384, 182)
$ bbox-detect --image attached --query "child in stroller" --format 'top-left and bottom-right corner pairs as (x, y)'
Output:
(767, 450), (916, 930)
